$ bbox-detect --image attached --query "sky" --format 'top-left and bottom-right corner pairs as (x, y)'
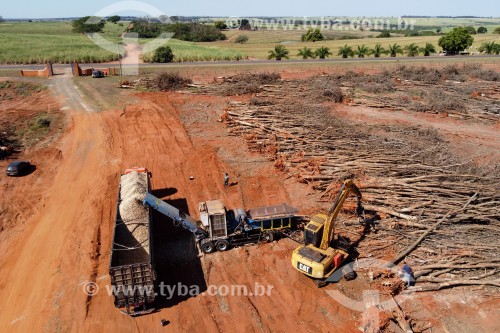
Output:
(1, 0), (499, 19)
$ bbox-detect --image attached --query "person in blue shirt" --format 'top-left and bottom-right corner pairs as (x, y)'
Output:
(402, 262), (413, 287)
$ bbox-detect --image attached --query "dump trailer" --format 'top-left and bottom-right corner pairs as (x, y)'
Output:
(109, 168), (156, 316)
(198, 200), (299, 254)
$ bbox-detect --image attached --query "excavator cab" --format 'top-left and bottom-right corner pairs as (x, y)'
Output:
(303, 214), (327, 248)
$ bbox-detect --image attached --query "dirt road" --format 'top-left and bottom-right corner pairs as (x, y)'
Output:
(0, 75), (109, 331)
(52, 75), (96, 112)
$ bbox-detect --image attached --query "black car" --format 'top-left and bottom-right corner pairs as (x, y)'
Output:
(6, 161), (32, 176)
(92, 70), (105, 78)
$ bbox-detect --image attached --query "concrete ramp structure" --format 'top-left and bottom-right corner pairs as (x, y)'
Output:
(20, 63), (54, 77)
(71, 62), (118, 77)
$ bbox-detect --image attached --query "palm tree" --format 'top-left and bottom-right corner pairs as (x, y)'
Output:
(371, 43), (387, 58)
(388, 43), (403, 57)
(354, 44), (370, 58)
(404, 43), (420, 57)
(315, 46), (332, 59)
(419, 43), (436, 56)
(297, 47), (315, 59)
(337, 45), (354, 58)
(268, 45), (289, 61)
(478, 41), (498, 55)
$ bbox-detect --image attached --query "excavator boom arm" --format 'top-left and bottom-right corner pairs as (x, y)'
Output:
(319, 179), (362, 250)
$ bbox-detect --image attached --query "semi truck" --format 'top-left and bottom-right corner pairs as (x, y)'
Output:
(197, 200), (298, 253)
(109, 168), (156, 316)
(109, 168), (301, 316)
(142, 195), (299, 254)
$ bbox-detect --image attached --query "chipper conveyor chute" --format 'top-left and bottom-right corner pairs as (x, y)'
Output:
(143, 193), (208, 240)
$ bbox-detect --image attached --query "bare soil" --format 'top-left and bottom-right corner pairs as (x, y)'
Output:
(0, 66), (498, 333)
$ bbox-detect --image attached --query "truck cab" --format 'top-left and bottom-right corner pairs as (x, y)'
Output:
(199, 200), (228, 239)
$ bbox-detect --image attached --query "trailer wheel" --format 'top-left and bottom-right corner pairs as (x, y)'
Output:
(264, 231), (274, 242)
(201, 242), (215, 254)
(216, 240), (230, 252)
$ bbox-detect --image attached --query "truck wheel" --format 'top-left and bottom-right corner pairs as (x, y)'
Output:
(216, 240), (230, 252)
(264, 231), (274, 242)
(201, 242), (215, 254)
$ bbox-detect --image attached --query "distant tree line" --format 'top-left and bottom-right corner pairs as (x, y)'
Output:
(107, 15), (120, 24)
(127, 20), (227, 42)
(72, 16), (106, 33)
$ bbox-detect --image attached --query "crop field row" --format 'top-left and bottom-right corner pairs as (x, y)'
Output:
(142, 39), (244, 62)
(0, 21), (125, 64)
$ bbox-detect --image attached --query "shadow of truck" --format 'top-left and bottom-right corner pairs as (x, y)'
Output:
(152, 197), (207, 309)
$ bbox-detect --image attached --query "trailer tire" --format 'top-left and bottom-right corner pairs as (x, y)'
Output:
(216, 240), (230, 252)
(264, 231), (274, 242)
(201, 241), (215, 254)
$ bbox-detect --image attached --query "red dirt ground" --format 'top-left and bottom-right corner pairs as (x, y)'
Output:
(331, 104), (500, 165)
(0, 71), (498, 332)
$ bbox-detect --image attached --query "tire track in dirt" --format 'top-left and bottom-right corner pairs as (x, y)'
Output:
(52, 76), (96, 113)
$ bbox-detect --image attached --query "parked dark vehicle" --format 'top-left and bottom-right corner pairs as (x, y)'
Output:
(6, 161), (32, 176)
(92, 70), (105, 78)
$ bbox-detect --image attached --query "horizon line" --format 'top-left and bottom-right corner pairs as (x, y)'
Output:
(3, 15), (499, 20)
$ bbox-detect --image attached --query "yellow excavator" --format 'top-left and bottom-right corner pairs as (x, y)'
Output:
(291, 178), (364, 284)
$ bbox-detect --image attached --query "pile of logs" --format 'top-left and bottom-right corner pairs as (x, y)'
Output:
(221, 79), (499, 291)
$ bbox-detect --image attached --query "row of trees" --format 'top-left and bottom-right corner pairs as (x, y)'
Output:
(269, 41), (498, 61)
(337, 43), (438, 58)
(268, 27), (485, 60)
(268, 42), (438, 60)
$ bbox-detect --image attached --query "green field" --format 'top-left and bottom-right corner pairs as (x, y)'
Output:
(0, 21), (124, 64)
(142, 39), (244, 62)
(0, 19), (498, 64)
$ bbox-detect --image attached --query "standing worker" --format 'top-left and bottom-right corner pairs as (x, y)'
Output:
(224, 173), (229, 188)
(402, 261), (414, 287)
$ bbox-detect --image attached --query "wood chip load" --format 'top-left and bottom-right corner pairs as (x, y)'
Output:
(115, 171), (150, 264)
